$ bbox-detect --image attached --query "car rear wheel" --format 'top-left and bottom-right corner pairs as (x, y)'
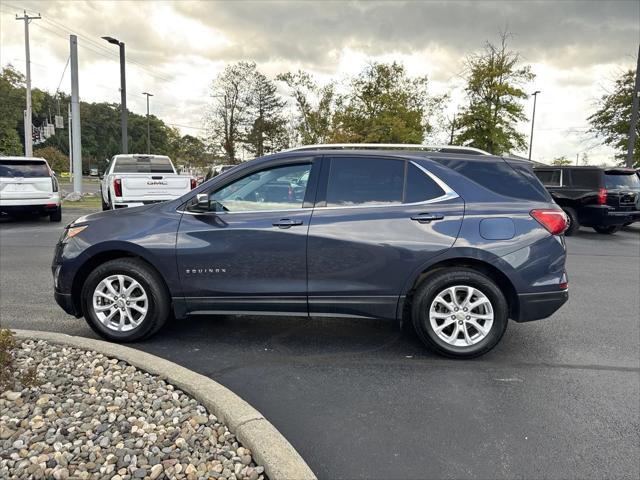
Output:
(562, 207), (579, 236)
(593, 225), (619, 234)
(411, 268), (508, 358)
(81, 258), (170, 342)
(49, 206), (62, 222)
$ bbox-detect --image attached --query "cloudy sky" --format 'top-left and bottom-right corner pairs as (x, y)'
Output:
(1, 0), (638, 164)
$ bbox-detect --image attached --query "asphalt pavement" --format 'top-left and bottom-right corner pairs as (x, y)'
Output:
(1, 209), (638, 479)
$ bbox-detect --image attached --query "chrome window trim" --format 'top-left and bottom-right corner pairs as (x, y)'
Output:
(178, 160), (459, 215)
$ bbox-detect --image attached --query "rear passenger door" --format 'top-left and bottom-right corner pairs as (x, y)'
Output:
(306, 156), (465, 320)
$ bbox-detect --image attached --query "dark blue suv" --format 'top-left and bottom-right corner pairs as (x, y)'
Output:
(53, 145), (569, 358)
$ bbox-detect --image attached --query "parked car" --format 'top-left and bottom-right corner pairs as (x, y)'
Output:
(0, 156), (61, 222)
(89, 168), (99, 176)
(533, 165), (640, 235)
(204, 164), (236, 181)
(100, 154), (196, 210)
(54, 144), (568, 358)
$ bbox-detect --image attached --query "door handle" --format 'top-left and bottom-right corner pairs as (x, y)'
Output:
(411, 213), (444, 223)
(272, 218), (304, 228)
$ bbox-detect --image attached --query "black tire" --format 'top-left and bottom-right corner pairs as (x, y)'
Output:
(101, 190), (110, 211)
(49, 207), (62, 222)
(562, 207), (579, 236)
(81, 258), (170, 342)
(411, 268), (509, 359)
(593, 225), (619, 234)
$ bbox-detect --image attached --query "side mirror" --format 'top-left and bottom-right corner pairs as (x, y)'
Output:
(194, 193), (210, 211)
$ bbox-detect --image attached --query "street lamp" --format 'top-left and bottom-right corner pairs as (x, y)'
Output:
(528, 90), (541, 161)
(102, 36), (128, 154)
(142, 92), (153, 154)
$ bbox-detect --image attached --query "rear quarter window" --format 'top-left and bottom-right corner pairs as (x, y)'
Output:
(568, 169), (601, 189)
(0, 160), (50, 178)
(434, 157), (551, 201)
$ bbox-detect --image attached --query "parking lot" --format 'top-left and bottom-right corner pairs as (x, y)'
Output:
(0, 209), (638, 479)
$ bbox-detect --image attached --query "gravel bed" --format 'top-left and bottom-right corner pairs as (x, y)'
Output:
(0, 340), (266, 480)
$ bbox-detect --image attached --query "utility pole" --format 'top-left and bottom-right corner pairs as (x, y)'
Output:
(102, 36), (128, 153)
(67, 103), (72, 175)
(528, 90), (541, 161)
(626, 44), (640, 168)
(70, 35), (82, 194)
(16, 10), (41, 157)
(142, 92), (153, 154)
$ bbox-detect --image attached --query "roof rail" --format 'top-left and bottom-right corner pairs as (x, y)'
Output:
(283, 143), (491, 156)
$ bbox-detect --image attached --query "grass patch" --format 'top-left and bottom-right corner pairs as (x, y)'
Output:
(62, 196), (102, 209)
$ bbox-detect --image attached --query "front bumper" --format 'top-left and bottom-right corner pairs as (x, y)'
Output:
(513, 290), (568, 322)
(54, 289), (80, 317)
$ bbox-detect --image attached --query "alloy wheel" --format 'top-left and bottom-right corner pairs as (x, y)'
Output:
(429, 285), (494, 347)
(92, 274), (148, 332)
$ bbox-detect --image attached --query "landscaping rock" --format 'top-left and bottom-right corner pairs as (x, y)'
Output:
(0, 339), (266, 480)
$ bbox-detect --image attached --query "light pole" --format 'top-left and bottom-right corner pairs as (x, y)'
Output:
(142, 92), (153, 154)
(528, 90), (541, 161)
(102, 36), (128, 154)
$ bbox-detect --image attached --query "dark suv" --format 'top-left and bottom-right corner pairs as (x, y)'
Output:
(534, 166), (640, 235)
(53, 145), (568, 358)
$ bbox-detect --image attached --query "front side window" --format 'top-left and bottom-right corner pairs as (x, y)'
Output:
(535, 169), (561, 187)
(206, 163), (312, 212)
(326, 157), (404, 206)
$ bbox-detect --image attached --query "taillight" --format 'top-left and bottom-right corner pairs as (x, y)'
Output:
(559, 271), (568, 290)
(114, 178), (122, 197)
(530, 209), (567, 235)
(190, 178), (197, 189)
(598, 187), (607, 205)
(51, 175), (58, 192)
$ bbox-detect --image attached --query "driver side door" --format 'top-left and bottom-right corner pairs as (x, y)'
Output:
(176, 158), (319, 315)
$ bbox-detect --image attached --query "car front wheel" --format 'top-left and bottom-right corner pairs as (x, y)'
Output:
(81, 258), (170, 342)
(411, 268), (508, 358)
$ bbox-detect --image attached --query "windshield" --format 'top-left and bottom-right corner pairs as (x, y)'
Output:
(604, 173), (640, 190)
(113, 157), (174, 173)
(0, 160), (50, 178)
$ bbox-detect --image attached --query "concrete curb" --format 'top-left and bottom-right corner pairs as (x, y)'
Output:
(12, 329), (316, 480)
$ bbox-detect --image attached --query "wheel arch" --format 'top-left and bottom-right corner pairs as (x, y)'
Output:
(71, 249), (169, 317)
(399, 255), (519, 325)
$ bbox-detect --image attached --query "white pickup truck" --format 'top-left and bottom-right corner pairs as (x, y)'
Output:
(101, 154), (195, 210)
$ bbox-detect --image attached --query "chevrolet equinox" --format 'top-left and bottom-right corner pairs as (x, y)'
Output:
(53, 145), (569, 358)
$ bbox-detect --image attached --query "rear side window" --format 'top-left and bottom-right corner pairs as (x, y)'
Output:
(535, 169), (561, 186)
(604, 173), (640, 189)
(405, 163), (445, 203)
(434, 158), (551, 201)
(113, 157), (174, 173)
(0, 160), (49, 178)
(326, 157), (404, 206)
(569, 169), (600, 189)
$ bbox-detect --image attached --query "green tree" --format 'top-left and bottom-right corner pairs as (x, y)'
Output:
(333, 62), (439, 143)
(277, 70), (336, 145)
(33, 145), (68, 173)
(551, 156), (572, 166)
(588, 69), (639, 167)
(172, 134), (209, 170)
(0, 66), (26, 155)
(454, 33), (535, 155)
(245, 71), (288, 156)
(207, 62), (256, 163)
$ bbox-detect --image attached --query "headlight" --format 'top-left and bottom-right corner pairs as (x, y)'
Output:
(62, 225), (88, 243)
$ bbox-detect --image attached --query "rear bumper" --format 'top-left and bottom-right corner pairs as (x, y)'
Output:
(112, 199), (167, 209)
(0, 203), (60, 216)
(513, 290), (568, 322)
(579, 205), (640, 226)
